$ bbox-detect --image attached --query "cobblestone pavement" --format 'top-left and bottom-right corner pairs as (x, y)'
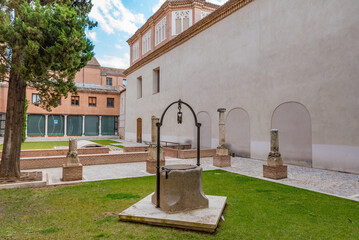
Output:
(34, 156), (359, 202)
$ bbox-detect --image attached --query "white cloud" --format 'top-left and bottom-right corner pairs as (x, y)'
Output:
(152, 0), (166, 13)
(115, 44), (123, 50)
(207, 0), (229, 5)
(97, 53), (130, 69)
(87, 32), (97, 42)
(90, 0), (146, 35)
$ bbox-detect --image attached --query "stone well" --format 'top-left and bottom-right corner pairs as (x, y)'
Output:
(152, 164), (209, 213)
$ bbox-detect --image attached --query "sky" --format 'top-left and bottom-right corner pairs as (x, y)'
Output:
(87, 0), (229, 69)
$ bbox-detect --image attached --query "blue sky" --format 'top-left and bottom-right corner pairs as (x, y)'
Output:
(87, 0), (228, 69)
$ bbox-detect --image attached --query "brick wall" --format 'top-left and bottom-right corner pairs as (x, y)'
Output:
(0, 147), (110, 159)
(163, 147), (178, 158)
(163, 148), (216, 159)
(20, 152), (148, 170)
(177, 149), (216, 159)
(123, 146), (149, 152)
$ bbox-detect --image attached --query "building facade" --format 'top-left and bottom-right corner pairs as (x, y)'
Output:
(124, 0), (359, 174)
(128, 0), (219, 66)
(0, 57), (126, 138)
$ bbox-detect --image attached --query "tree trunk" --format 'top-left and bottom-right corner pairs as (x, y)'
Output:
(0, 55), (26, 178)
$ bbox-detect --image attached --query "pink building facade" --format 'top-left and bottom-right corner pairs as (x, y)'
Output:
(128, 0), (219, 66)
(0, 57), (126, 137)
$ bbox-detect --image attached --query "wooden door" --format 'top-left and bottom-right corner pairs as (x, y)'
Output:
(137, 118), (142, 143)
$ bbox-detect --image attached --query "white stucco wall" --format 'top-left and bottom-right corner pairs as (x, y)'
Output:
(125, 0), (359, 174)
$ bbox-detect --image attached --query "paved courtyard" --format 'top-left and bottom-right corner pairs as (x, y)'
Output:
(26, 156), (359, 202)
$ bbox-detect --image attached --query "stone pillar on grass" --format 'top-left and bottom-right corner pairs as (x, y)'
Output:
(213, 108), (231, 167)
(263, 129), (287, 179)
(146, 116), (165, 174)
(62, 138), (83, 181)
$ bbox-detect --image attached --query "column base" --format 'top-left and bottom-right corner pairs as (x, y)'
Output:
(146, 159), (165, 174)
(62, 164), (83, 181)
(263, 164), (287, 179)
(213, 155), (231, 167)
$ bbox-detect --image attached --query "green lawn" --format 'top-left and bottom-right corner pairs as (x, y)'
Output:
(90, 140), (124, 149)
(0, 141), (68, 151)
(0, 170), (358, 239)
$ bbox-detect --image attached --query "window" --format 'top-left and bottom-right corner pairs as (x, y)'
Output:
(106, 77), (113, 86)
(89, 97), (96, 106)
(132, 41), (140, 62)
(172, 10), (192, 35)
(137, 76), (142, 99)
(32, 94), (41, 104)
(71, 96), (80, 105)
(201, 11), (211, 19)
(153, 68), (160, 94)
(123, 79), (127, 87)
(155, 16), (166, 46)
(142, 30), (151, 54)
(107, 98), (114, 108)
(57, 97), (61, 106)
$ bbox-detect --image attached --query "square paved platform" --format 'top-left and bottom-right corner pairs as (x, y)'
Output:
(119, 193), (227, 233)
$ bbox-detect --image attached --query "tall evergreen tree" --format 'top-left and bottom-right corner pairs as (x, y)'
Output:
(0, 0), (96, 178)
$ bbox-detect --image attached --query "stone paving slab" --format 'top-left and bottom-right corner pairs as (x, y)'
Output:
(119, 194), (227, 233)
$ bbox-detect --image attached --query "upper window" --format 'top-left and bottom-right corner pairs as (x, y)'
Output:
(71, 96), (80, 106)
(32, 94), (41, 104)
(201, 11), (211, 19)
(89, 97), (96, 107)
(107, 98), (114, 108)
(57, 97), (61, 106)
(155, 16), (166, 46)
(106, 77), (113, 86)
(153, 68), (160, 94)
(172, 10), (192, 35)
(142, 30), (151, 55)
(137, 76), (142, 99)
(132, 41), (140, 62)
(123, 79), (127, 87)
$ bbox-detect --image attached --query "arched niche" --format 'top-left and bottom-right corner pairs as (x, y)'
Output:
(196, 112), (212, 148)
(226, 108), (250, 158)
(271, 102), (312, 167)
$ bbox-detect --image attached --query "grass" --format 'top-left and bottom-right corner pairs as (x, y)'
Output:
(0, 141), (68, 151)
(0, 170), (358, 239)
(90, 140), (124, 149)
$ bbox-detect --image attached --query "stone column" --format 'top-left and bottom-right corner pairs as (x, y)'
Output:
(44, 115), (48, 137)
(263, 129), (287, 179)
(213, 108), (231, 167)
(218, 108), (226, 147)
(146, 116), (165, 173)
(64, 115), (67, 137)
(82, 116), (85, 136)
(62, 138), (83, 181)
(99, 116), (102, 136)
(151, 116), (159, 144)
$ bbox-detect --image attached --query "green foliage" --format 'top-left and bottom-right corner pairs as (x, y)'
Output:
(0, 0), (96, 111)
(0, 141), (68, 150)
(90, 140), (124, 148)
(39, 227), (61, 234)
(104, 193), (140, 200)
(0, 171), (359, 239)
(22, 94), (28, 143)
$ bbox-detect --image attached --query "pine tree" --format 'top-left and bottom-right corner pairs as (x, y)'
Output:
(0, 0), (96, 178)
